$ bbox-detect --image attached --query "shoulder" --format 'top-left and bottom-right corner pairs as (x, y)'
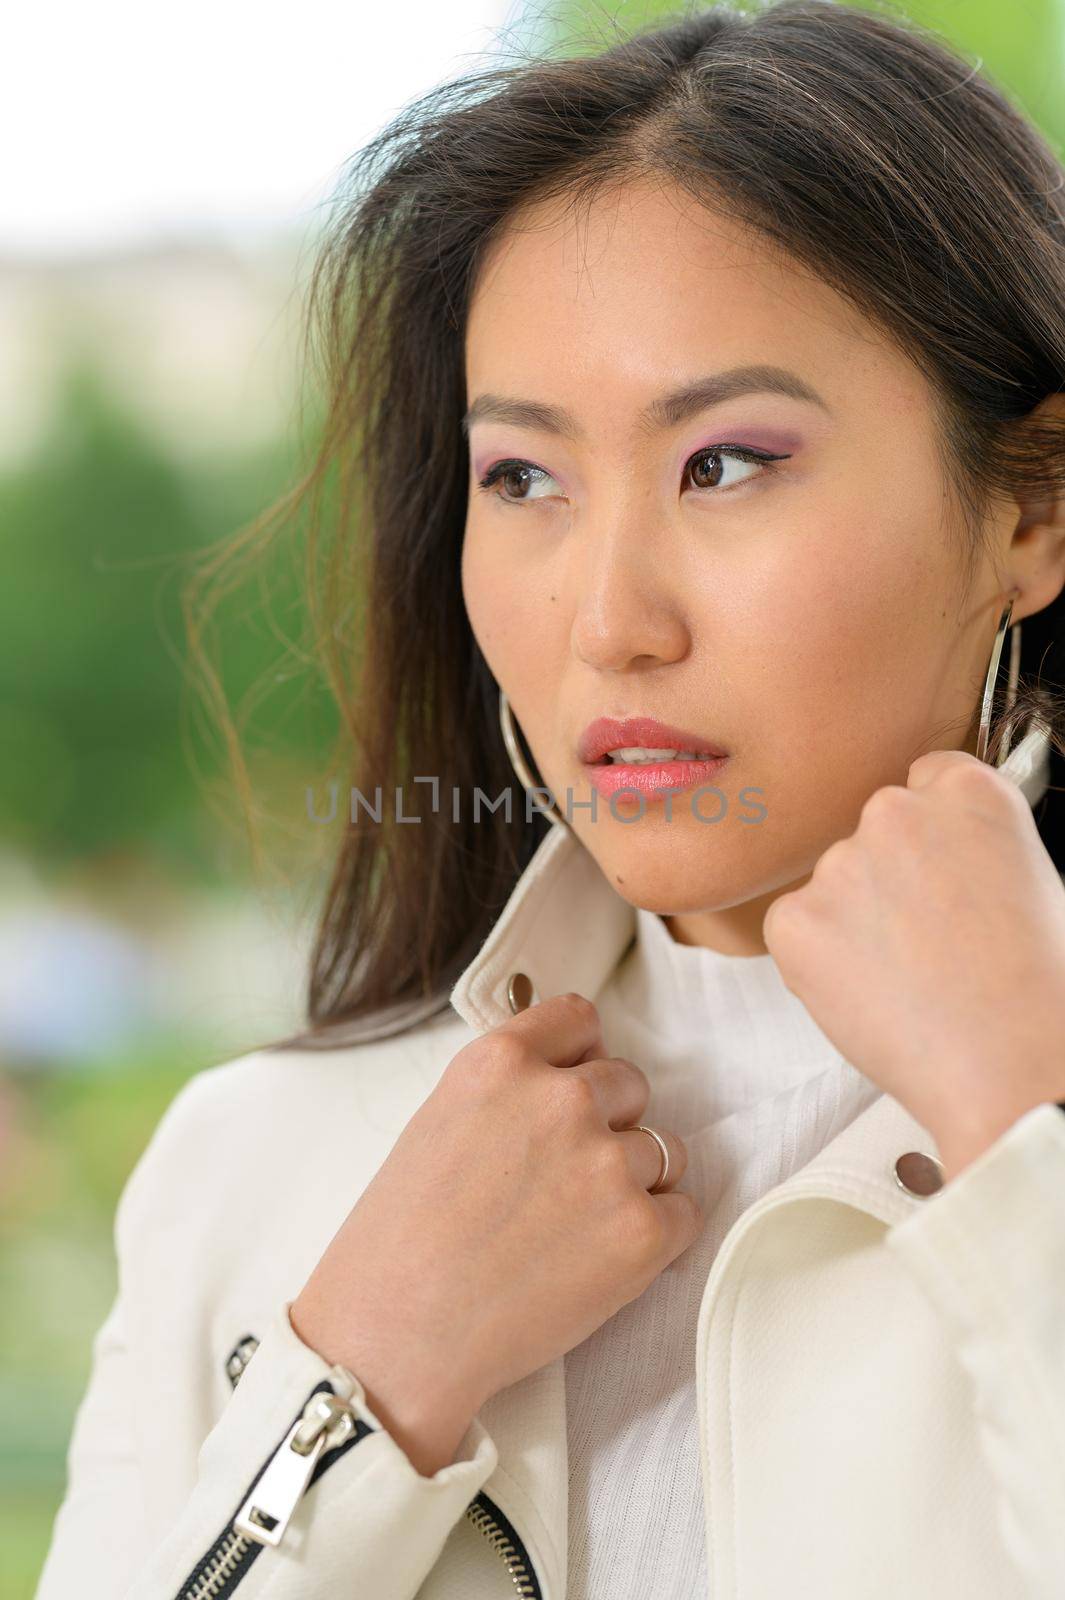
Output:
(115, 1005), (476, 1252)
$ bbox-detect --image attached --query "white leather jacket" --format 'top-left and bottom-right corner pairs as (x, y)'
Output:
(34, 723), (1065, 1599)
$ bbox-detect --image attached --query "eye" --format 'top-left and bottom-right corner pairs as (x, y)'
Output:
(477, 459), (560, 505)
(683, 445), (790, 493)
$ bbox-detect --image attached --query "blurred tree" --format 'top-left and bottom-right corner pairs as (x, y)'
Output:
(0, 350), (336, 883)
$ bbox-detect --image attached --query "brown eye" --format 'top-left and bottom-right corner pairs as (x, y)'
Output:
(478, 460), (558, 504)
(683, 445), (788, 494)
(689, 450), (725, 490)
(500, 465), (534, 499)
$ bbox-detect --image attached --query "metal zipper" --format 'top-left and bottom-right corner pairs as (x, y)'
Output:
(175, 1370), (370, 1599)
(195, 1336), (544, 1599)
(465, 1491), (543, 1597)
(224, 1335), (260, 1390)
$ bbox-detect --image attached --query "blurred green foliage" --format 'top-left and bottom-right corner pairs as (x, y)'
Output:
(0, 1050), (204, 1596)
(0, 351), (337, 885)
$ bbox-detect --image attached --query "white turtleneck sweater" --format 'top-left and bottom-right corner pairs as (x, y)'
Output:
(564, 905), (883, 1598)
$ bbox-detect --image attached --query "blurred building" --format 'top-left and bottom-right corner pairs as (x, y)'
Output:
(0, 229), (308, 472)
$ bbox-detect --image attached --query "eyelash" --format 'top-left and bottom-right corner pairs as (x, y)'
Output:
(476, 445), (790, 505)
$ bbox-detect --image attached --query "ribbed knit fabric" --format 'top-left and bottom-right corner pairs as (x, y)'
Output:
(564, 905), (883, 1598)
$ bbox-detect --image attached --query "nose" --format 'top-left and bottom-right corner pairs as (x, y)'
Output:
(568, 508), (689, 673)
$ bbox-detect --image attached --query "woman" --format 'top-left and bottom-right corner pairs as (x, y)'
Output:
(36, 3), (1065, 1598)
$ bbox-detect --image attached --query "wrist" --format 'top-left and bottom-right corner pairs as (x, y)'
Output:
(287, 1295), (483, 1478)
(354, 1374), (481, 1478)
(933, 1094), (1063, 1184)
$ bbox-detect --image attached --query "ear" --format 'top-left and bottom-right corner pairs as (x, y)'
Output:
(1005, 392), (1065, 622)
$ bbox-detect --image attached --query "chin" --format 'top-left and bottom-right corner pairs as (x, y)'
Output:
(575, 826), (763, 913)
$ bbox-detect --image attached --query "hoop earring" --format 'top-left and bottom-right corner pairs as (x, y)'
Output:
(975, 596), (1022, 765)
(498, 688), (569, 831)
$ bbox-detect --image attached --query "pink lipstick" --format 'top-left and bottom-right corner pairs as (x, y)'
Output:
(578, 715), (731, 799)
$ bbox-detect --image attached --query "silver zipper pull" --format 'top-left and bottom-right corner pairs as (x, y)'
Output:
(234, 1367), (362, 1547)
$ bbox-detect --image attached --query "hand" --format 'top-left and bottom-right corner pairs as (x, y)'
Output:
(762, 749), (1065, 1182)
(290, 992), (702, 1475)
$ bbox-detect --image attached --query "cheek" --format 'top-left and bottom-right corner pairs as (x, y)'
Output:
(460, 521), (554, 689)
(460, 524), (505, 665)
(731, 495), (948, 766)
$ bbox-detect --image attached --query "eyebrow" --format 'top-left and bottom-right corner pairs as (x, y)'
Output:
(460, 363), (831, 441)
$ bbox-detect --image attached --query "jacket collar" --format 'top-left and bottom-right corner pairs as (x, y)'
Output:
(449, 816), (633, 1032)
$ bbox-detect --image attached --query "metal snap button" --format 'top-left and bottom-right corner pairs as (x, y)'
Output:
(893, 1150), (945, 1198)
(507, 972), (538, 1014)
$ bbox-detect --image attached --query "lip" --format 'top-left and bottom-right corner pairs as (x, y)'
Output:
(577, 715), (730, 765)
(585, 753), (730, 800)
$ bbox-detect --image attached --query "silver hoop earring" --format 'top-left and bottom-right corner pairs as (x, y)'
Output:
(975, 597), (1022, 765)
(498, 688), (568, 831)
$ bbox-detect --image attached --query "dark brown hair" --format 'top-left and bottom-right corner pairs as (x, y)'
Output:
(186, 0), (1065, 1050)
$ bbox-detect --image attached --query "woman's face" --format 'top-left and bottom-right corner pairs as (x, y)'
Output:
(460, 176), (1016, 954)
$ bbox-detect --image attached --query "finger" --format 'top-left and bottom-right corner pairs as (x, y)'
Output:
(499, 989), (604, 1069)
(566, 1056), (650, 1130)
(906, 747), (982, 789)
(616, 1124), (689, 1192)
(649, 1189), (705, 1258)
